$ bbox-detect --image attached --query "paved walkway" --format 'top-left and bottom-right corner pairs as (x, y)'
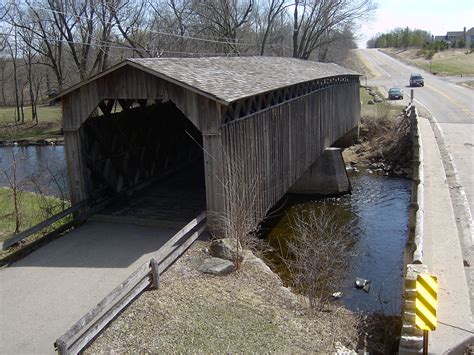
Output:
(419, 117), (473, 352)
(0, 222), (179, 355)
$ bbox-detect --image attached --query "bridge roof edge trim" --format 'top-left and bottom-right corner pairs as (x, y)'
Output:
(55, 56), (360, 105)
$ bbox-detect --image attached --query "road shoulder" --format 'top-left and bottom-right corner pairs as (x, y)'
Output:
(418, 116), (473, 352)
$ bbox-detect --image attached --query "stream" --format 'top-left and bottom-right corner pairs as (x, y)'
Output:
(0, 146), (67, 197)
(0, 146), (411, 315)
(265, 171), (411, 315)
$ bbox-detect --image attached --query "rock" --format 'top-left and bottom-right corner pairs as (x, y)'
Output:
(355, 277), (370, 289)
(210, 238), (243, 262)
(369, 90), (377, 96)
(242, 249), (257, 261)
(334, 341), (357, 354)
(363, 284), (371, 293)
(464, 260), (470, 267)
(368, 100), (375, 105)
(402, 168), (413, 176)
(242, 249), (274, 274)
(198, 257), (235, 275)
(374, 96), (383, 103)
(332, 292), (343, 299)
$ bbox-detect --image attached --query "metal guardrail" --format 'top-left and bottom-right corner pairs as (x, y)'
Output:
(54, 212), (207, 355)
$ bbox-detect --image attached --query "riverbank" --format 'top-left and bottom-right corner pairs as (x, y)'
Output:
(0, 137), (64, 147)
(344, 87), (411, 177)
(86, 241), (399, 353)
(0, 187), (70, 262)
(0, 105), (62, 142)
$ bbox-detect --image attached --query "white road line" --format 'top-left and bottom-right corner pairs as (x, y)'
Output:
(363, 50), (392, 78)
(414, 98), (474, 247)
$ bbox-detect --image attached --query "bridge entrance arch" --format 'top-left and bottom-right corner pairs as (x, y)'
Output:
(58, 57), (361, 232)
(80, 98), (206, 225)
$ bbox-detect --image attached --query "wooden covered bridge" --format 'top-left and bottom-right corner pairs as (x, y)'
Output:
(58, 56), (360, 232)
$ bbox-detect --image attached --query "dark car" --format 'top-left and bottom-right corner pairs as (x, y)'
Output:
(409, 74), (424, 87)
(388, 87), (404, 100)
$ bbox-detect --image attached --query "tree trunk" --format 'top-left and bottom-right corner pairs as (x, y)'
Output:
(0, 62), (6, 106)
(292, 0), (299, 58)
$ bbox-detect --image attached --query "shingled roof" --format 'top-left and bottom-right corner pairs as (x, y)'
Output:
(57, 56), (359, 105)
(129, 57), (359, 103)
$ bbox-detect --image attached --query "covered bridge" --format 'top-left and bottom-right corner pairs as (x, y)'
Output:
(58, 57), (360, 231)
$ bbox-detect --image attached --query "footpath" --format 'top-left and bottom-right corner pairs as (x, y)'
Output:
(0, 222), (179, 354)
(418, 116), (473, 352)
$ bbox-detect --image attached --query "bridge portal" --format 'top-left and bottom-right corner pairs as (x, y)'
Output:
(58, 57), (360, 232)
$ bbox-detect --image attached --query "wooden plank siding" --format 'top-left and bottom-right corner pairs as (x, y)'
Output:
(62, 66), (207, 132)
(220, 81), (360, 220)
(61, 60), (359, 231)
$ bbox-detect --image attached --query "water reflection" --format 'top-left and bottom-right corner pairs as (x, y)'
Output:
(0, 146), (68, 197)
(266, 172), (411, 315)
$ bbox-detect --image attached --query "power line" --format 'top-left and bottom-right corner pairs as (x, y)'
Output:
(30, 4), (259, 47)
(0, 31), (259, 57)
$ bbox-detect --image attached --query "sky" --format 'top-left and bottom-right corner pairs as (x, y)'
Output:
(357, 0), (474, 47)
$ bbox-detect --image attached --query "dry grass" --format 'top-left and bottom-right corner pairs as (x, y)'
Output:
(382, 48), (474, 76)
(85, 241), (362, 353)
(208, 153), (264, 268)
(285, 205), (353, 310)
(346, 87), (410, 167)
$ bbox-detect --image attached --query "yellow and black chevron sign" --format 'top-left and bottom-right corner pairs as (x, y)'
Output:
(415, 274), (438, 331)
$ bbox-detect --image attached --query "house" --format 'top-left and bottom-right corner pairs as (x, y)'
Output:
(434, 27), (474, 48)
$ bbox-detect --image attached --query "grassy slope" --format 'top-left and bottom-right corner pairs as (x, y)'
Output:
(420, 54), (474, 75)
(0, 188), (69, 242)
(0, 105), (62, 141)
(383, 48), (474, 76)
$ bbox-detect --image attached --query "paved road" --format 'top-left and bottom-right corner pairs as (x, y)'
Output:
(0, 222), (179, 354)
(359, 49), (474, 218)
(359, 49), (474, 350)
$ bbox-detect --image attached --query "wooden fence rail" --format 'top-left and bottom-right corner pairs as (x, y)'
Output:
(0, 201), (88, 251)
(54, 212), (207, 355)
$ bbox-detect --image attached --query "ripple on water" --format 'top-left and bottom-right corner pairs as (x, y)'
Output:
(266, 172), (411, 315)
(0, 146), (67, 197)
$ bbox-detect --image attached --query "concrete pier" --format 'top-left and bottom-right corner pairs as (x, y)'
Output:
(289, 147), (351, 196)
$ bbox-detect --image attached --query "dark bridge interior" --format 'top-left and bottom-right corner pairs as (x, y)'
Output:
(83, 100), (206, 225)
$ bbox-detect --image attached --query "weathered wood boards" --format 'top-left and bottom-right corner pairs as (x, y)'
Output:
(221, 81), (360, 221)
(61, 58), (360, 232)
(54, 213), (207, 355)
(0, 201), (88, 250)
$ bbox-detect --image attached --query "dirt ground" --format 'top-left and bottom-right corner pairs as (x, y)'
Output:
(85, 241), (365, 353)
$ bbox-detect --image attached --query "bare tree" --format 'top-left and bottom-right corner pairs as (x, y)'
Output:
(3, 149), (25, 233)
(12, 1), (66, 90)
(108, 0), (158, 58)
(210, 153), (262, 269)
(286, 204), (353, 309)
(5, 29), (25, 123)
(259, 0), (288, 55)
(194, 0), (254, 54)
(0, 57), (7, 106)
(292, 0), (375, 59)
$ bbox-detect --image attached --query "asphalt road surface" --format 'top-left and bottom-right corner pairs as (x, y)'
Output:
(359, 48), (473, 246)
(359, 49), (474, 350)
